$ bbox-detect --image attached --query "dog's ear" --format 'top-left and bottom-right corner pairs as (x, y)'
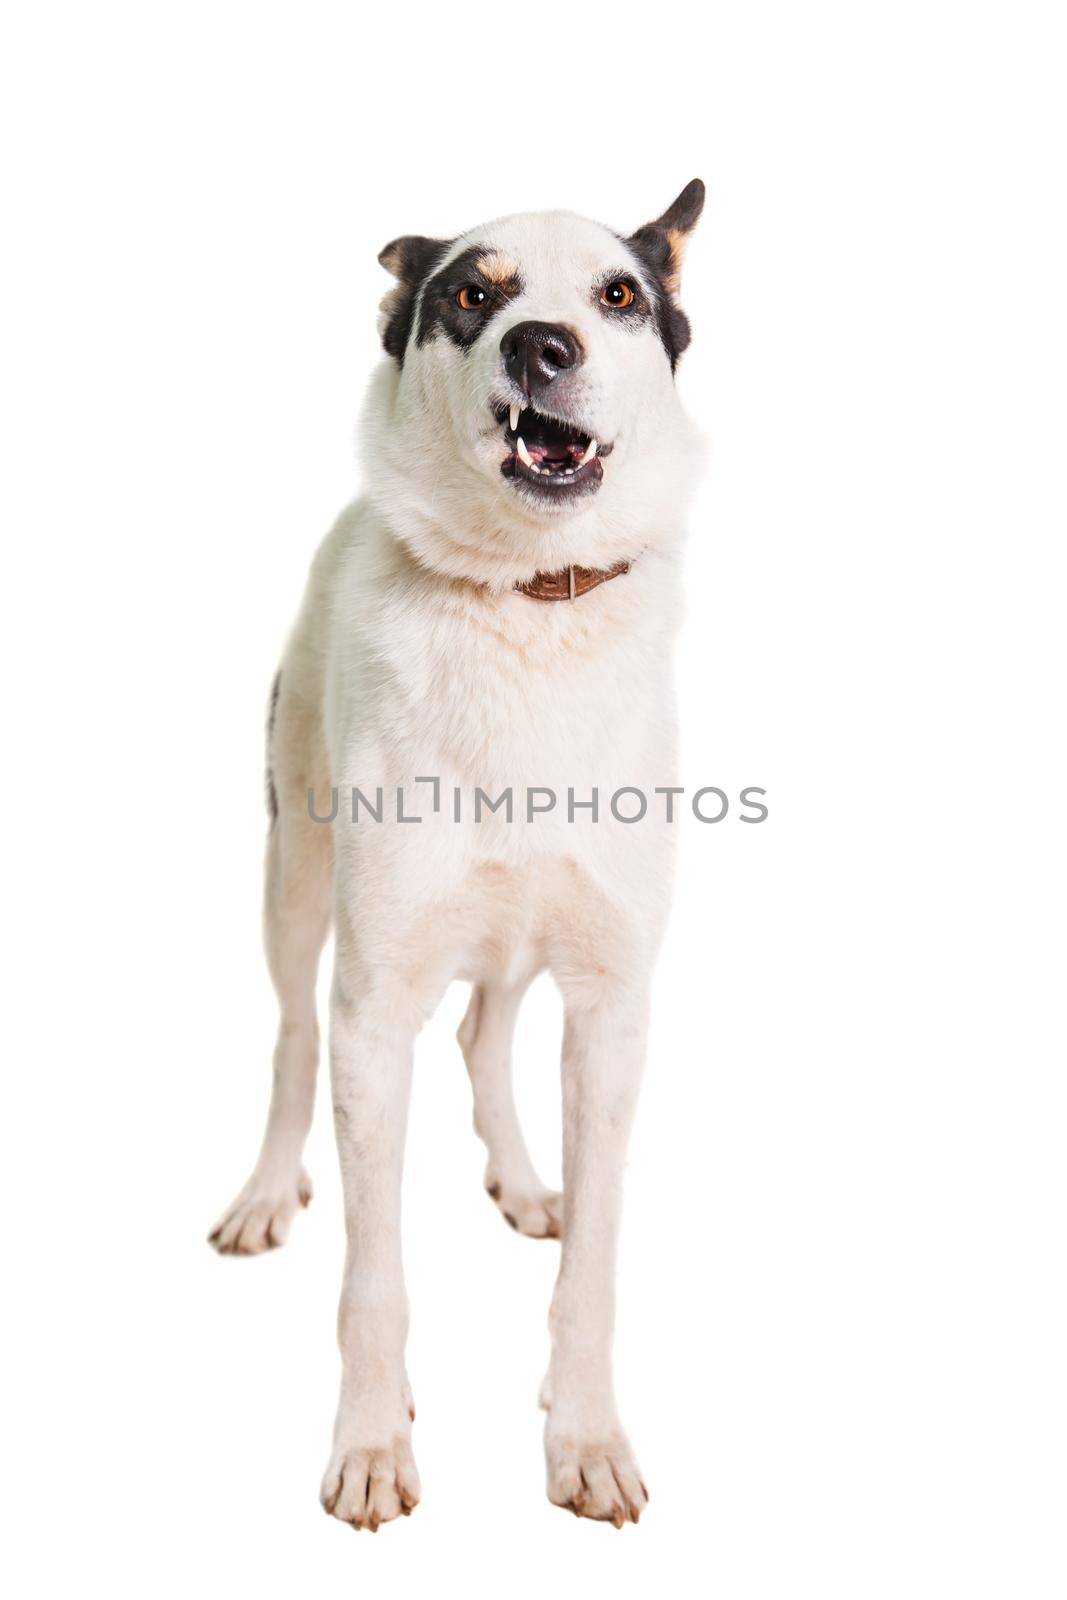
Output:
(378, 235), (448, 283)
(627, 178), (705, 297)
(625, 179), (704, 367)
(376, 234), (450, 362)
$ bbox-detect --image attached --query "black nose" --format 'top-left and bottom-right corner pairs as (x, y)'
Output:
(499, 321), (583, 396)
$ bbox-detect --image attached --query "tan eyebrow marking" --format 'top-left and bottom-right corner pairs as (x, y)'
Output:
(474, 251), (521, 288)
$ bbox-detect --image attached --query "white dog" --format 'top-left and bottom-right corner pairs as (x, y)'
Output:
(210, 180), (706, 1530)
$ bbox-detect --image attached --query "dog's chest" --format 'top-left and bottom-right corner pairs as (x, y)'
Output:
(391, 599), (672, 798)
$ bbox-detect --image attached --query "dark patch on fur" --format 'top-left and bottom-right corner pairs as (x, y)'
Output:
(621, 231), (691, 370)
(621, 178), (705, 372)
(416, 245), (523, 353)
(378, 234), (452, 364)
(266, 670), (281, 825)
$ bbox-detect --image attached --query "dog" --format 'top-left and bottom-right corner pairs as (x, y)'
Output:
(210, 179), (707, 1530)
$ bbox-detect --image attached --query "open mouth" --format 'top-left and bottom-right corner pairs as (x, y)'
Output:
(496, 402), (612, 498)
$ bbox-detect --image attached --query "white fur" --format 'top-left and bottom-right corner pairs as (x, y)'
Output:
(211, 202), (704, 1530)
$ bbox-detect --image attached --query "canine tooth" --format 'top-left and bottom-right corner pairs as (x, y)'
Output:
(509, 403), (521, 431)
(516, 435), (533, 467)
(579, 438), (598, 466)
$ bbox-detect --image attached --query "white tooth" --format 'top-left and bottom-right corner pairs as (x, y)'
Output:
(509, 403), (521, 431)
(579, 438), (598, 466)
(516, 436), (533, 467)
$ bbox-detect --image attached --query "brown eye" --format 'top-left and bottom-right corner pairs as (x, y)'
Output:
(457, 285), (487, 310)
(600, 280), (635, 309)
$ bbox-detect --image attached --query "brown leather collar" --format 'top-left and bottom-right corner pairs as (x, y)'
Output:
(514, 560), (632, 603)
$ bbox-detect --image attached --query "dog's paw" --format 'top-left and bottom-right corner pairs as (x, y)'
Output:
(320, 1431), (421, 1532)
(545, 1429), (648, 1526)
(485, 1175), (562, 1239)
(207, 1167), (312, 1255)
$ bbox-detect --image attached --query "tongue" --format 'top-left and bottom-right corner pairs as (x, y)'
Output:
(527, 439), (574, 464)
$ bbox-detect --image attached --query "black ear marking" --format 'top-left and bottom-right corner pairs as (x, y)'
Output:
(378, 234), (449, 282)
(624, 178), (704, 371)
(627, 225), (672, 272)
(377, 234), (451, 363)
(650, 177), (706, 240)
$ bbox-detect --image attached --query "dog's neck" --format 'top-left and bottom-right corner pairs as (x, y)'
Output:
(372, 490), (642, 598)
(514, 561), (633, 603)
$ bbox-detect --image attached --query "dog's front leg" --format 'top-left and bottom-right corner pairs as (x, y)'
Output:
(319, 969), (422, 1532)
(543, 986), (651, 1526)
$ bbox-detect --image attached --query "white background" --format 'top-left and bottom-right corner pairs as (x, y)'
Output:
(3, 3), (1065, 1595)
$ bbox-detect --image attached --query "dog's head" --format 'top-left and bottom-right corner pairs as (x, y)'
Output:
(363, 182), (706, 587)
